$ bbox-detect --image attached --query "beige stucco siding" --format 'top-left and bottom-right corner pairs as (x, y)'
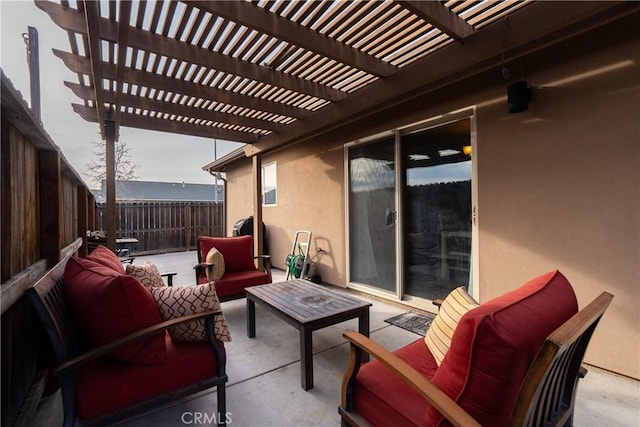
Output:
(475, 38), (639, 379)
(223, 20), (639, 379)
(224, 159), (254, 236)
(262, 143), (346, 285)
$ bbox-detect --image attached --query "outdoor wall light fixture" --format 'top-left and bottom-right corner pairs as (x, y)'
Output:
(507, 80), (532, 113)
(463, 145), (472, 156)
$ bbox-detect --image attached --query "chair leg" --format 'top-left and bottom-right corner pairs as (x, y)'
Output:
(217, 383), (227, 427)
(60, 377), (77, 427)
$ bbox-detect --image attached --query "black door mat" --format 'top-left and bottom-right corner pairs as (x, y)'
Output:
(384, 312), (434, 336)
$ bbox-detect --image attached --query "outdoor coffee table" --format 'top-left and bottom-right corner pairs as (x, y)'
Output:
(246, 279), (371, 390)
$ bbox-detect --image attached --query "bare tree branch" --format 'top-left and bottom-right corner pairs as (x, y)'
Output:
(86, 139), (140, 197)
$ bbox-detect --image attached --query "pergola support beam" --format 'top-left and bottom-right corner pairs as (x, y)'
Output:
(398, 1), (476, 40)
(37, 0), (346, 102)
(104, 108), (116, 252)
(65, 83), (285, 133)
(72, 103), (259, 143)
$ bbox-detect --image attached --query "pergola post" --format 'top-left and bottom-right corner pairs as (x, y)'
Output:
(252, 154), (264, 270)
(104, 108), (116, 252)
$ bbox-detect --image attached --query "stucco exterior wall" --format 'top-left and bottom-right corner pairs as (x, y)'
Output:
(224, 159), (254, 236)
(261, 144), (345, 285)
(222, 19), (639, 378)
(475, 38), (639, 380)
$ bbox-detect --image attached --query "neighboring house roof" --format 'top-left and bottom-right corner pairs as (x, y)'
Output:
(92, 180), (223, 203)
(202, 147), (247, 173)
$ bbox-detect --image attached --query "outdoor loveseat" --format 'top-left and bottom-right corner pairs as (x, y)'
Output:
(28, 247), (228, 426)
(339, 270), (613, 427)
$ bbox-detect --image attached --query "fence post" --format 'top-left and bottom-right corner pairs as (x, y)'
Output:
(185, 203), (191, 251)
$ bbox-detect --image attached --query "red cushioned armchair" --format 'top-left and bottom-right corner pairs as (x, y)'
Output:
(339, 271), (613, 427)
(195, 235), (272, 301)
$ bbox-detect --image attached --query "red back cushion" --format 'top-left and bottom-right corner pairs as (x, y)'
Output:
(86, 245), (124, 273)
(426, 270), (578, 427)
(63, 257), (166, 364)
(197, 236), (256, 273)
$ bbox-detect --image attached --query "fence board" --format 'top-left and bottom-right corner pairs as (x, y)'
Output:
(96, 201), (223, 255)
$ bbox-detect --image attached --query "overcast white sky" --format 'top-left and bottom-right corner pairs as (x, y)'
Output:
(0, 0), (244, 187)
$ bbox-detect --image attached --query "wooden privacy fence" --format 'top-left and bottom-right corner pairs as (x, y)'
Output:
(96, 201), (223, 255)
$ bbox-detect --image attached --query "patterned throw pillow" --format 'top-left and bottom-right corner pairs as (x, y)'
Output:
(126, 262), (165, 290)
(205, 247), (225, 281)
(151, 284), (231, 343)
(424, 286), (479, 366)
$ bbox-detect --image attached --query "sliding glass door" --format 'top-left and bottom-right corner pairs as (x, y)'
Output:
(401, 120), (472, 300)
(347, 135), (396, 293)
(347, 115), (474, 304)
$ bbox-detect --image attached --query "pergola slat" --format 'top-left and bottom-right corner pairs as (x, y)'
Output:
(186, 0), (397, 78)
(53, 49), (309, 120)
(37, 0), (347, 103)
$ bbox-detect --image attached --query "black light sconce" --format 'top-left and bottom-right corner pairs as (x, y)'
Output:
(507, 80), (532, 113)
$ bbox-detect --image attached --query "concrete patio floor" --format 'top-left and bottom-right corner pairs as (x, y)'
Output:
(114, 251), (639, 427)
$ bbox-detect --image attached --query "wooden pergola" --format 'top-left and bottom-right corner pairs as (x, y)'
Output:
(37, 0), (638, 254)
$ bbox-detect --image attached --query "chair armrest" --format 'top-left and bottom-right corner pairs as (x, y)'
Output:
(194, 262), (214, 280)
(53, 310), (222, 377)
(578, 365), (588, 378)
(254, 255), (272, 280)
(342, 330), (480, 427)
(161, 271), (177, 286)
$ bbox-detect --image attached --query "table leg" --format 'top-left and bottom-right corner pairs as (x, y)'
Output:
(247, 297), (256, 338)
(358, 309), (370, 363)
(300, 327), (313, 390)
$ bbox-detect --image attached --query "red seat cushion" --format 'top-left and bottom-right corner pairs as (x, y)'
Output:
(426, 270), (578, 427)
(197, 236), (256, 273)
(214, 271), (271, 298)
(63, 257), (166, 365)
(76, 334), (223, 420)
(86, 245), (124, 273)
(354, 339), (438, 427)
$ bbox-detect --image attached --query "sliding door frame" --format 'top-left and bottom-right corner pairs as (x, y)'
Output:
(345, 107), (479, 308)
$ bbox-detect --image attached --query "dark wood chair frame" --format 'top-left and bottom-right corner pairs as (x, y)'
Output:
(339, 291), (613, 427)
(194, 238), (272, 302)
(27, 256), (228, 427)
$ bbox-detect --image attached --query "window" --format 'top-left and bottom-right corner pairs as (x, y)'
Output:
(262, 162), (277, 206)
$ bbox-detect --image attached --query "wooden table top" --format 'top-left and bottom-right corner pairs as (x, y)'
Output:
(246, 279), (371, 324)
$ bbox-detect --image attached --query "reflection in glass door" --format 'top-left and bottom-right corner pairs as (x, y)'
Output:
(402, 119), (472, 300)
(347, 136), (396, 293)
